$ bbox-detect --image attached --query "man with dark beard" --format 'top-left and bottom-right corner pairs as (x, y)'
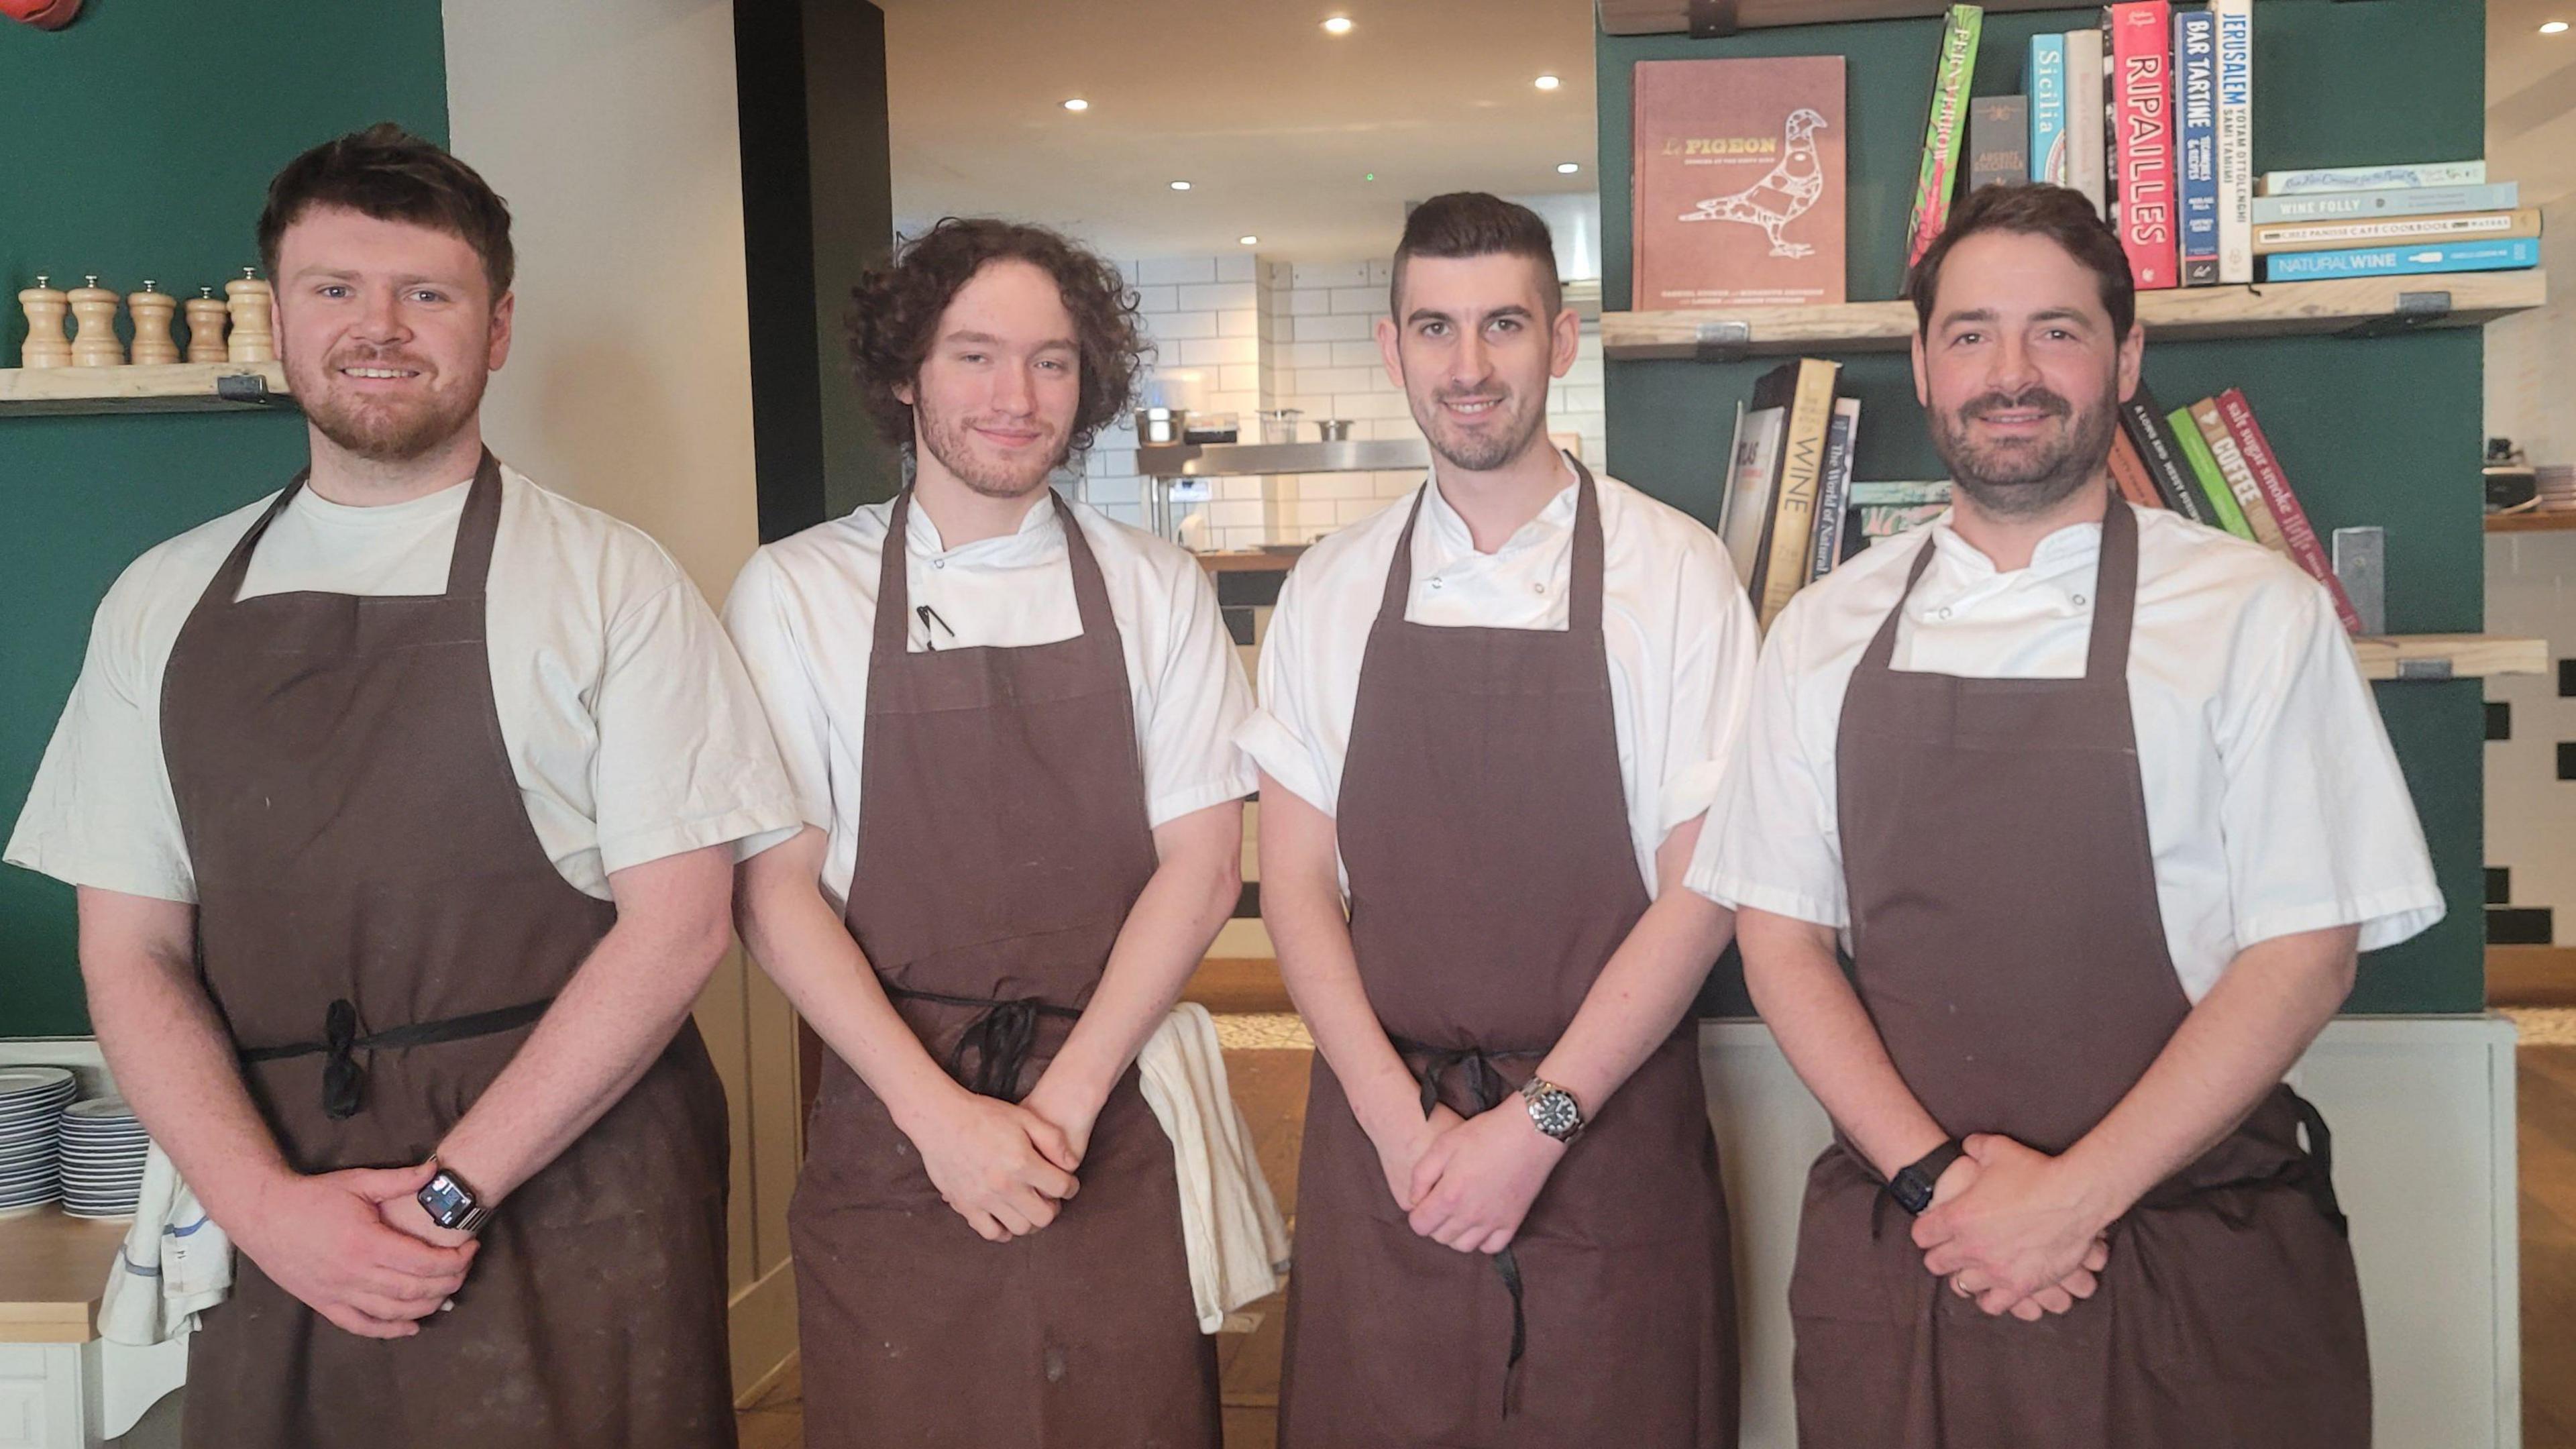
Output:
(6, 125), (798, 1446)
(1246, 192), (1755, 1446)
(724, 218), (1250, 1447)
(1692, 182), (2438, 1446)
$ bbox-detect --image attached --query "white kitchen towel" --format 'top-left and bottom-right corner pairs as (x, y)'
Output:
(1134, 1002), (1291, 1334)
(99, 1142), (232, 1345)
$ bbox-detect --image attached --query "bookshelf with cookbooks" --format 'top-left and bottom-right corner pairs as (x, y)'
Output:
(1598, 0), (2524, 1024)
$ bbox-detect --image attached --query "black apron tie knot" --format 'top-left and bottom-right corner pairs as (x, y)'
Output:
(1389, 1036), (1549, 1388)
(239, 996), (556, 1120)
(887, 985), (1084, 1102)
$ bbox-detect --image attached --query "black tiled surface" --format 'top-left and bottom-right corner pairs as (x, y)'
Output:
(2489, 701), (2512, 741)
(2490, 907), (2557, 945)
(1234, 881), (1261, 919)
(1217, 570), (1287, 608)
(1223, 605), (1257, 646)
(2561, 742), (2576, 782)
(2490, 867), (2514, 906)
(2560, 657), (2576, 698)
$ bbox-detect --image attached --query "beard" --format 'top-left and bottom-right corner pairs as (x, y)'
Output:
(1928, 381), (2118, 519)
(289, 341), (487, 464)
(1411, 382), (1550, 474)
(915, 392), (1071, 500)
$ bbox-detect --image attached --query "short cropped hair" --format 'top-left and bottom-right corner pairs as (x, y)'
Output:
(845, 218), (1149, 455)
(1390, 192), (1564, 319)
(257, 123), (515, 299)
(1907, 181), (2136, 339)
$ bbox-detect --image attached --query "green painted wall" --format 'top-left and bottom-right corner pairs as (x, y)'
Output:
(0, 1), (449, 1035)
(1599, 0), (2487, 1015)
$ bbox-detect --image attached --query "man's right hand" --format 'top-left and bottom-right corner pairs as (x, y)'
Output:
(1371, 1102), (1466, 1212)
(904, 1087), (1081, 1243)
(231, 1161), (478, 1340)
(1927, 1154), (2109, 1321)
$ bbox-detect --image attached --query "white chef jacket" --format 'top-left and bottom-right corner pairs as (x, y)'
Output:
(722, 492), (1257, 910)
(1237, 458), (1761, 894)
(7, 465), (801, 902)
(1688, 506), (2445, 1002)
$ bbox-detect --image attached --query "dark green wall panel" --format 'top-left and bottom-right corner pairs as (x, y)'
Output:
(1599, 0), (2488, 1015)
(1, 1), (449, 1035)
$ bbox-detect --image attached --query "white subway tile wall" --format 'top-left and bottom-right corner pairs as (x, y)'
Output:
(1078, 256), (1607, 553)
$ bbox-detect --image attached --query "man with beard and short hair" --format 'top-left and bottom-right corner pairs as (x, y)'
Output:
(1244, 191), (1754, 1446)
(5, 125), (800, 1447)
(724, 218), (1252, 1448)
(1692, 180), (2439, 1446)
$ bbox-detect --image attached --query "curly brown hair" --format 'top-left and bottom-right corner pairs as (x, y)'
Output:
(846, 218), (1149, 457)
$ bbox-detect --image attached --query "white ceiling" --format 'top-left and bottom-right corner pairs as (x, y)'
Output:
(878, 0), (1599, 260)
(2489, 0), (2576, 209)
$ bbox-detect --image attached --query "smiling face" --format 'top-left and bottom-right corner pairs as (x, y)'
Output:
(272, 205), (509, 464)
(898, 258), (1081, 500)
(1379, 251), (1577, 476)
(1911, 228), (2141, 519)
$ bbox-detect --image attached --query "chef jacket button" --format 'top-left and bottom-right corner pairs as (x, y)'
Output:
(2074, 592), (2088, 606)
(1532, 581), (1546, 594)
(1428, 577), (1444, 591)
(1936, 606), (1953, 620)
(931, 558), (946, 570)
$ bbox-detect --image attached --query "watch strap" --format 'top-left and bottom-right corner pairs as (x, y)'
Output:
(1889, 1136), (1968, 1215)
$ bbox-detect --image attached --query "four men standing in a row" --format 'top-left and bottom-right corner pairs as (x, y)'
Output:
(7, 127), (2437, 1449)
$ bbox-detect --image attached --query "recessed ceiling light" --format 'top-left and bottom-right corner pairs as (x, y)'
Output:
(1534, 74), (1562, 91)
(1171, 180), (1193, 191)
(1556, 162), (1581, 174)
(2545, 19), (2570, 32)
(1062, 97), (1089, 111)
(1322, 15), (1353, 34)
(1239, 235), (1260, 246)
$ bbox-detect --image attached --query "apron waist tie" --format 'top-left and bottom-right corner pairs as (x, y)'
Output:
(1387, 1034), (1549, 1409)
(885, 986), (1083, 1102)
(240, 996), (554, 1120)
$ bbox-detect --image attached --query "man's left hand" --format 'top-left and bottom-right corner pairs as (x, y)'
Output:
(1405, 1099), (1568, 1254)
(1913, 1134), (2112, 1315)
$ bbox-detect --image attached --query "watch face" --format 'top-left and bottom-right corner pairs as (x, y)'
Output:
(419, 1172), (473, 1228)
(1529, 1089), (1581, 1140)
(1891, 1169), (1935, 1216)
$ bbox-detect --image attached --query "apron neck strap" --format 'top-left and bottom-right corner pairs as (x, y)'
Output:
(1376, 453), (1605, 632)
(875, 486), (1108, 655)
(206, 448), (504, 605)
(1857, 494), (2141, 684)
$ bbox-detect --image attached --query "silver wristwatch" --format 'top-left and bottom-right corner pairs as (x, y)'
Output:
(1519, 1077), (1585, 1144)
(417, 1163), (493, 1235)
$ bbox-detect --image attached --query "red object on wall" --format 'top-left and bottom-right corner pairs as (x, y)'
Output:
(1, 0), (83, 30)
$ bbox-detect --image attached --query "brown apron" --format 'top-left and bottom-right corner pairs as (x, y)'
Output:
(159, 453), (735, 1448)
(1278, 463), (1740, 1448)
(1790, 498), (2369, 1448)
(788, 487), (1218, 1449)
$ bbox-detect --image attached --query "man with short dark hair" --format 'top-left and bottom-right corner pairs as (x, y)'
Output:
(726, 217), (1251, 1448)
(1247, 191), (1754, 1446)
(1696, 181), (2438, 1444)
(6, 123), (798, 1447)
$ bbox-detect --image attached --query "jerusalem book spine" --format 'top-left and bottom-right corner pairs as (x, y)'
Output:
(2212, 0), (2255, 282)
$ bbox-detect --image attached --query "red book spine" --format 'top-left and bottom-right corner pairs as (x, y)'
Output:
(2108, 3), (2179, 290)
(2214, 388), (2365, 634)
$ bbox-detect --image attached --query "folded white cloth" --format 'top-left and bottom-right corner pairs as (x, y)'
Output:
(1135, 1003), (1291, 1334)
(99, 1142), (233, 1345)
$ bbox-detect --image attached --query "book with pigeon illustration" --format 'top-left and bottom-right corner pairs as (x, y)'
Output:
(1632, 56), (1847, 309)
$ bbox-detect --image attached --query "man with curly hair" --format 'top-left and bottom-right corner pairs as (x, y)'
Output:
(724, 218), (1252, 1446)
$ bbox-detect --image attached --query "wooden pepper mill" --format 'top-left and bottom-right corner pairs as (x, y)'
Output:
(183, 286), (229, 363)
(224, 268), (274, 363)
(17, 274), (71, 369)
(68, 276), (123, 368)
(127, 281), (180, 366)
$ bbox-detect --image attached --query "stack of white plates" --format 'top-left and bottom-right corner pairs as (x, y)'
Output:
(2540, 464), (2576, 513)
(58, 1098), (148, 1220)
(0, 1067), (77, 1213)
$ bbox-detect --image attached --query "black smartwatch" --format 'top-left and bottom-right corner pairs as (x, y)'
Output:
(1887, 1138), (1968, 1216)
(417, 1163), (494, 1234)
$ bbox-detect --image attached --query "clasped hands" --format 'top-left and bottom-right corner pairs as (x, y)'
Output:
(1374, 1096), (1566, 1256)
(1911, 1134), (2115, 1322)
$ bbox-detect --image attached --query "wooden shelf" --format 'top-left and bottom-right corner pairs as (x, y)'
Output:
(0, 360), (293, 417)
(1597, 0), (2067, 36)
(2485, 511), (2576, 534)
(2351, 635), (2546, 683)
(1602, 270), (2548, 361)
(0, 1206), (128, 1344)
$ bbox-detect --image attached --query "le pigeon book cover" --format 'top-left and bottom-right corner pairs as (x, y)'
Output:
(1631, 56), (1848, 311)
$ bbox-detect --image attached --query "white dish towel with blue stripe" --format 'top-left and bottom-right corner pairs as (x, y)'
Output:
(99, 1142), (232, 1344)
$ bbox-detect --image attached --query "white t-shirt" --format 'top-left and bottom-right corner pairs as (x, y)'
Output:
(6, 465), (802, 903)
(1236, 461), (1761, 894)
(722, 493), (1258, 911)
(1688, 506), (2445, 1002)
